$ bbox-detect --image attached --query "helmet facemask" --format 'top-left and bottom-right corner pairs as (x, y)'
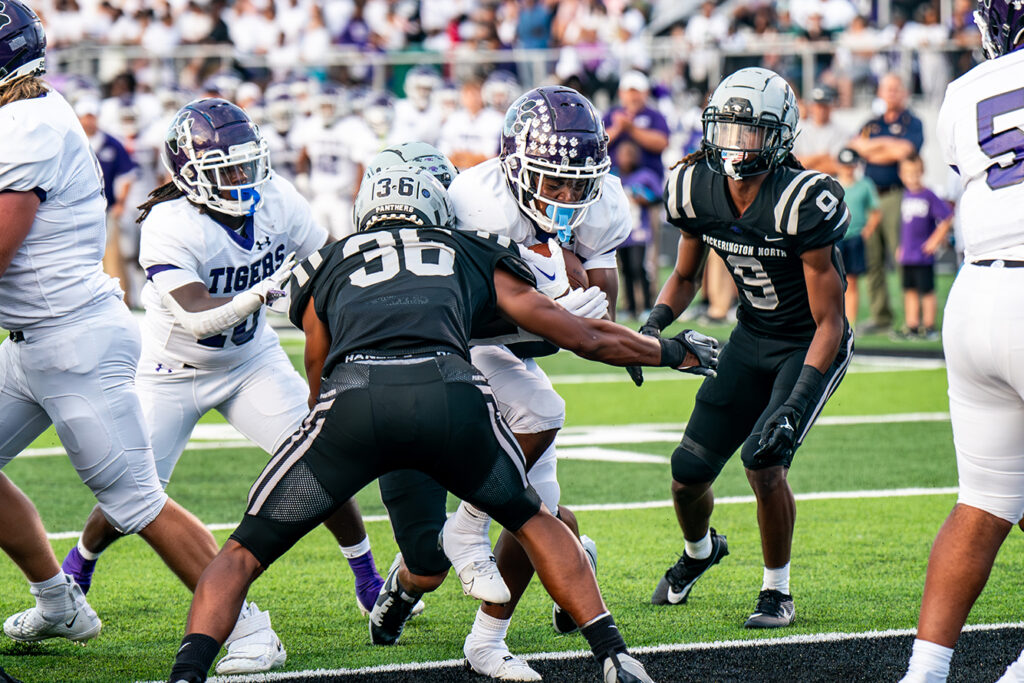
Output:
(703, 108), (790, 180)
(504, 155), (608, 242)
(170, 134), (271, 217)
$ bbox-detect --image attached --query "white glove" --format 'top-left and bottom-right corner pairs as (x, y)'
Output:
(556, 286), (608, 319)
(250, 251), (296, 308)
(519, 239), (569, 298)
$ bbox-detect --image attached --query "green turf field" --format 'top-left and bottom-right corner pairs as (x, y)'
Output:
(3, 344), (1011, 683)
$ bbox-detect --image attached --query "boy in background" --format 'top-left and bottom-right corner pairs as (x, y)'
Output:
(835, 147), (881, 328)
(894, 154), (953, 340)
(614, 140), (661, 320)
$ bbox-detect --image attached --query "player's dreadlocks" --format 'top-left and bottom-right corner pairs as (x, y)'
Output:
(137, 182), (185, 224)
(669, 147), (805, 173)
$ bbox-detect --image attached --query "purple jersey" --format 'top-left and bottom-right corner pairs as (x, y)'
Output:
(899, 188), (952, 265)
(604, 105), (671, 180)
(617, 167), (661, 247)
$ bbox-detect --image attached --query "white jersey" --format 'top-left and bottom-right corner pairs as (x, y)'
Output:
(138, 174), (327, 368)
(0, 90), (121, 330)
(438, 108), (504, 160)
(938, 48), (1024, 262)
(390, 99), (441, 147)
(448, 157), (631, 269)
(292, 114), (377, 198)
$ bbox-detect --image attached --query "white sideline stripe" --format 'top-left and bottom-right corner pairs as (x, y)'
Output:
(144, 621), (1024, 682)
(44, 486), (959, 541)
(557, 447), (668, 464)
(18, 412), (952, 458)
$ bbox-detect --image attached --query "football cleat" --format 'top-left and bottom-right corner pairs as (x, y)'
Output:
(214, 602), (287, 674)
(552, 535), (597, 634)
(464, 632), (542, 681)
(61, 546), (98, 596)
(744, 589), (795, 629)
(602, 653), (654, 683)
(651, 529), (729, 605)
(3, 574), (101, 643)
(369, 561), (421, 646)
(358, 553), (424, 618)
(440, 514), (511, 604)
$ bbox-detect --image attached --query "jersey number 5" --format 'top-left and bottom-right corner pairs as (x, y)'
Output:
(343, 229), (455, 287)
(977, 88), (1024, 190)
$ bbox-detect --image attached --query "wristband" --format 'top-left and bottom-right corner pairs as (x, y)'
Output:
(658, 337), (685, 368)
(644, 303), (676, 332)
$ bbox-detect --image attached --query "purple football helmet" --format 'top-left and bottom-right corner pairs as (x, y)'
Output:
(163, 98), (271, 217)
(500, 86), (610, 242)
(975, 0), (1024, 59)
(0, 0), (46, 88)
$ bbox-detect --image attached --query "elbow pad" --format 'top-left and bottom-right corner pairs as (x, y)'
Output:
(162, 290), (264, 340)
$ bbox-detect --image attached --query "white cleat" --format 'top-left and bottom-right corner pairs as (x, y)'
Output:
(441, 515), (511, 603)
(465, 634), (542, 681)
(215, 602), (287, 674)
(3, 575), (101, 644)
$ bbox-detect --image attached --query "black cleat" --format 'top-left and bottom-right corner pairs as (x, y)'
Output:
(368, 562), (420, 645)
(651, 528), (729, 605)
(744, 589), (795, 628)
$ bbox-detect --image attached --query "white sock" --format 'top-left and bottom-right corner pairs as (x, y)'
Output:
(997, 647), (1024, 682)
(684, 530), (712, 560)
(77, 538), (100, 561)
(904, 638), (953, 683)
(762, 563), (790, 594)
(340, 536), (371, 559)
(30, 571), (71, 620)
(468, 609), (510, 646)
(456, 501), (492, 536)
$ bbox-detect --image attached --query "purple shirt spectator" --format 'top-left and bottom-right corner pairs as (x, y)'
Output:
(618, 167), (661, 247)
(899, 188), (952, 265)
(604, 105), (671, 180)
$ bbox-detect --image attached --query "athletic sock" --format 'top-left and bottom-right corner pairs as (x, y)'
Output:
(762, 563), (791, 594)
(61, 543), (99, 595)
(77, 538), (101, 561)
(469, 609), (511, 646)
(341, 539), (382, 607)
(684, 530), (712, 561)
(29, 572), (71, 620)
(169, 633), (220, 683)
(579, 612), (627, 663)
(455, 501), (492, 535)
(904, 638), (953, 683)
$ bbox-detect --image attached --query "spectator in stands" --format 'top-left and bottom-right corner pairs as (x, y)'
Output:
(794, 85), (848, 176)
(846, 73), (923, 334)
(614, 140), (659, 320)
(438, 77), (504, 170)
(834, 147), (881, 328)
(834, 15), (884, 106)
(685, 0), (731, 94)
(605, 70), (670, 181)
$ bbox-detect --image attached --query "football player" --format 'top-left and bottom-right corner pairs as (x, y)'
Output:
(901, 4), (1024, 681)
(56, 98), (387, 673)
(643, 67), (853, 628)
(438, 85), (660, 680)
(0, 0), (218, 651)
(164, 164), (718, 683)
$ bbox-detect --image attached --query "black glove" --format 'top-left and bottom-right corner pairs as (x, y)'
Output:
(674, 329), (720, 378)
(627, 304), (676, 387)
(751, 404), (799, 465)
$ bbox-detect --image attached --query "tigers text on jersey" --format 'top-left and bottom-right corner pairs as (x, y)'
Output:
(0, 90), (121, 330)
(288, 227), (535, 377)
(139, 174), (327, 368)
(666, 161), (850, 339)
(448, 157), (631, 270)
(938, 48), (1024, 262)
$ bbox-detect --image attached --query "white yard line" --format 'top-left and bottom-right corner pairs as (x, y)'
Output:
(45, 486), (958, 541)
(141, 620), (1020, 682)
(20, 412), (951, 458)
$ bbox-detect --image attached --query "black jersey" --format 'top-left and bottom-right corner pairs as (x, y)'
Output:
(665, 160), (850, 340)
(289, 226), (535, 376)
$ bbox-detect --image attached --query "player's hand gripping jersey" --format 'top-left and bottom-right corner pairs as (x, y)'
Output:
(665, 162), (850, 339)
(139, 174), (326, 367)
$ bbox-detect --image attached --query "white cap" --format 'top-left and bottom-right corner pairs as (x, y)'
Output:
(74, 97), (100, 118)
(619, 70), (650, 93)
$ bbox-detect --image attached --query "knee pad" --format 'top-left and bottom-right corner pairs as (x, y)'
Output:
(671, 437), (727, 485)
(500, 385), (565, 434)
(526, 443), (560, 511)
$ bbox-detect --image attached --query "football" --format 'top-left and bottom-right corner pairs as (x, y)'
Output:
(527, 242), (589, 290)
